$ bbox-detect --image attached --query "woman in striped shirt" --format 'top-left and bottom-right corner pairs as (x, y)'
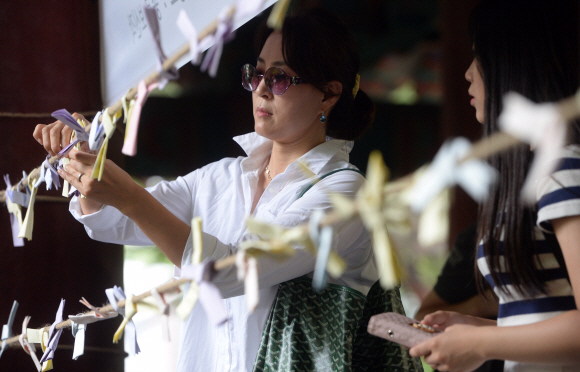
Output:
(410, 1), (580, 371)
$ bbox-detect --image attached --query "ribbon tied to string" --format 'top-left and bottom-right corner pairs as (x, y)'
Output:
(38, 299), (65, 364)
(1, 301), (19, 359)
(18, 316), (42, 371)
(200, 6), (235, 78)
(179, 260), (228, 326)
(409, 137), (498, 212)
(143, 6), (179, 90)
(499, 92), (569, 202)
(35, 155), (61, 191)
(105, 286), (140, 356)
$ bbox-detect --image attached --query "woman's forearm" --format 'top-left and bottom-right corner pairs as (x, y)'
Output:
(117, 186), (191, 267)
(481, 310), (580, 364)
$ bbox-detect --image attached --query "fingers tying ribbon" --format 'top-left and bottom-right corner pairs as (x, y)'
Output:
(51, 109), (89, 158)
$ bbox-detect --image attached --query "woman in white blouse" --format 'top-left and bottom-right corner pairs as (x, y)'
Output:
(33, 8), (418, 372)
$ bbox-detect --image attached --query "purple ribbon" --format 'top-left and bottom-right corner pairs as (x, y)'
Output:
(105, 286), (140, 356)
(39, 299), (65, 363)
(51, 109), (89, 157)
(200, 8), (236, 78)
(144, 6), (178, 90)
(181, 260), (228, 326)
(5, 173), (31, 207)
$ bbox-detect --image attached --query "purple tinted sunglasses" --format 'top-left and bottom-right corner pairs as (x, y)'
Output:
(241, 64), (307, 95)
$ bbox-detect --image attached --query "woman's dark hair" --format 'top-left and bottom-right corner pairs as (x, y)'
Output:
(254, 7), (375, 140)
(471, 0), (580, 296)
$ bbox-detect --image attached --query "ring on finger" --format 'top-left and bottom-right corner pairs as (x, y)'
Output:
(78, 173), (84, 183)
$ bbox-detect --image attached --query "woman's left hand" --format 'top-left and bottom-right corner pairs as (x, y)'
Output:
(58, 148), (140, 214)
(409, 324), (489, 372)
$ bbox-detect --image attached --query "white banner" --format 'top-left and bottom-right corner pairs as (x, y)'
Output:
(99, 0), (277, 107)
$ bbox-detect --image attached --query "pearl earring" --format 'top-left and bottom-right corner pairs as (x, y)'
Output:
(320, 113), (327, 123)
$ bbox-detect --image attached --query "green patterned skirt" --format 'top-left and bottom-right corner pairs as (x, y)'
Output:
(253, 277), (423, 372)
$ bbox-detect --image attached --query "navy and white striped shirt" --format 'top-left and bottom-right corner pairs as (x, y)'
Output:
(477, 145), (580, 372)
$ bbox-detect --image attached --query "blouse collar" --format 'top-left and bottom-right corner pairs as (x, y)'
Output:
(233, 132), (354, 176)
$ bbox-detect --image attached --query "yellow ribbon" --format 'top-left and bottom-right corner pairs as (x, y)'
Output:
(27, 329), (52, 371)
(176, 217), (204, 320)
(352, 74), (360, 98)
(91, 110), (121, 181)
(267, 0), (291, 31)
(18, 176), (38, 241)
(112, 294), (137, 343)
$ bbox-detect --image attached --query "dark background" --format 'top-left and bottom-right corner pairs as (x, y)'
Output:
(0, 0), (481, 370)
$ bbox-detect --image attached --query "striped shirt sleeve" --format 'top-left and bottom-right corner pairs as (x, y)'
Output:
(536, 145), (580, 232)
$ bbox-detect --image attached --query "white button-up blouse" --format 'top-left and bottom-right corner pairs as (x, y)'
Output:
(70, 132), (378, 372)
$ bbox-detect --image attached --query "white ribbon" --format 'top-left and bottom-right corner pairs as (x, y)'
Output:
(499, 92), (568, 202)
(235, 251), (260, 313)
(88, 111), (104, 151)
(0, 301), (18, 359)
(149, 289), (170, 341)
(176, 10), (204, 65)
(409, 137), (498, 212)
(70, 320), (86, 360)
(309, 210), (334, 292)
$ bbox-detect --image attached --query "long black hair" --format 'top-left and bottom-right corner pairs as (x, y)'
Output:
(254, 7), (375, 140)
(472, 0), (579, 295)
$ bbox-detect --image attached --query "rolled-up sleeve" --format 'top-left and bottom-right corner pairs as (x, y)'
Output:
(69, 172), (199, 245)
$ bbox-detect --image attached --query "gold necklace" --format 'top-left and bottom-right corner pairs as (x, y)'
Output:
(265, 165), (272, 181)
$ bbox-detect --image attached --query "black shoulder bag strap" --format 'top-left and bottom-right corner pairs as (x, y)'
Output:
(297, 168), (365, 199)
(542, 230), (570, 284)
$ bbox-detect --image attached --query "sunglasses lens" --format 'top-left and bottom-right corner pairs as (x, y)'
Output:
(241, 64), (259, 91)
(265, 68), (290, 95)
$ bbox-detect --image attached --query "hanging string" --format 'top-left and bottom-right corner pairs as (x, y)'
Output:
(0, 190), (69, 204)
(5, 6), (237, 195)
(0, 111), (100, 119)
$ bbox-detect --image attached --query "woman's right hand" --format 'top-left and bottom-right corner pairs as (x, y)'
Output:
(33, 113), (90, 156)
(421, 310), (484, 331)
(58, 149), (142, 215)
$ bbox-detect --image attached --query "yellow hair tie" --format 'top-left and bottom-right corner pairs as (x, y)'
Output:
(352, 74), (360, 98)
